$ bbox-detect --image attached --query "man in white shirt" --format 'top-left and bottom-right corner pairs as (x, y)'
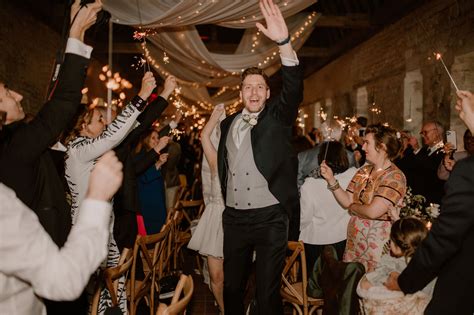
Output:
(0, 151), (123, 315)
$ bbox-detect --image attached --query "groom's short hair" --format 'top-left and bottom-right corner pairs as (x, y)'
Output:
(240, 67), (269, 89)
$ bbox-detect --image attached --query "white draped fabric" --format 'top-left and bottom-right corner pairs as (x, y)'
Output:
(102, 0), (318, 110)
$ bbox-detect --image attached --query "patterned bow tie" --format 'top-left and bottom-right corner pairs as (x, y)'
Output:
(241, 113), (258, 127)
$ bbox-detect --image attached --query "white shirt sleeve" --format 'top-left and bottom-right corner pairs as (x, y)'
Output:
(0, 184), (111, 301)
(65, 38), (93, 59)
(280, 50), (299, 66)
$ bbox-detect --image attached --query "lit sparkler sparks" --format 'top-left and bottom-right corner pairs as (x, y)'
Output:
(434, 52), (459, 91)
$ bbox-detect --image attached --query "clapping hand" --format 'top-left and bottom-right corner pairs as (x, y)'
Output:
(138, 72), (157, 100)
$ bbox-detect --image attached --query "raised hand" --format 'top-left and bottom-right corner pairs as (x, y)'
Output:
(456, 90), (474, 133)
(155, 136), (170, 153)
(320, 160), (335, 183)
(173, 110), (183, 124)
(138, 72), (157, 100)
(70, 0), (103, 42)
(256, 0), (289, 42)
(210, 103), (225, 121)
(443, 154), (456, 171)
(161, 75), (177, 99)
(86, 151), (123, 201)
(155, 153), (169, 169)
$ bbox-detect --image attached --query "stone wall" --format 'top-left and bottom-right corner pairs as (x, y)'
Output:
(302, 0), (474, 149)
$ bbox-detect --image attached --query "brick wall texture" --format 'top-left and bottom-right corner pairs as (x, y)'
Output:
(303, 0), (474, 130)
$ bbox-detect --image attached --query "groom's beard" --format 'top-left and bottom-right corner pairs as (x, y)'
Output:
(243, 101), (266, 113)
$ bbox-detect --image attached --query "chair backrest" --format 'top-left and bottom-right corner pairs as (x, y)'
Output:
(179, 199), (204, 226)
(156, 274), (194, 315)
(90, 248), (133, 315)
(130, 223), (171, 315)
(281, 241), (309, 307)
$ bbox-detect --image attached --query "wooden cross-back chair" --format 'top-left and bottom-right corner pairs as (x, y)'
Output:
(130, 222), (171, 315)
(90, 248), (133, 315)
(156, 274), (194, 315)
(281, 241), (324, 315)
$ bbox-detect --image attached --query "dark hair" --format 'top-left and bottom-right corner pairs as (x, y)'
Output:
(240, 67), (269, 88)
(134, 128), (158, 154)
(356, 116), (368, 127)
(390, 217), (428, 259)
(317, 141), (349, 174)
(365, 123), (403, 160)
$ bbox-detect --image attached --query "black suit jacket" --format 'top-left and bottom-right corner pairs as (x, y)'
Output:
(397, 146), (445, 204)
(0, 53), (89, 246)
(217, 64), (303, 240)
(398, 156), (474, 315)
(113, 96), (169, 250)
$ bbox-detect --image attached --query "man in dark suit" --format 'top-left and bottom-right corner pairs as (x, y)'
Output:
(385, 90), (474, 315)
(217, 1), (303, 313)
(396, 121), (445, 204)
(0, 2), (101, 314)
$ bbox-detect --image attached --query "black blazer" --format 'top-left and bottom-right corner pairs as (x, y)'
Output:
(0, 53), (89, 246)
(217, 64), (303, 240)
(398, 156), (474, 315)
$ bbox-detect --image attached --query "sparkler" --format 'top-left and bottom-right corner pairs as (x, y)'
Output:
(434, 53), (459, 92)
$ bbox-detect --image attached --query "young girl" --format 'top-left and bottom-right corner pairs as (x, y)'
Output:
(357, 217), (436, 314)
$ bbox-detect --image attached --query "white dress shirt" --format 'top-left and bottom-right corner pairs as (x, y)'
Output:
(0, 183), (111, 315)
(299, 167), (357, 245)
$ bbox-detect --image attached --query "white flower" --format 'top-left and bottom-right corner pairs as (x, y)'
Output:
(427, 203), (440, 218)
(249, 117), (258, 126)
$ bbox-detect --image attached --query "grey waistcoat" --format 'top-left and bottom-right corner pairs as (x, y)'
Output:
(225, 116), (278, 209)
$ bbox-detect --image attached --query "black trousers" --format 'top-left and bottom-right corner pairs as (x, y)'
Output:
(223, 204), (288, 315)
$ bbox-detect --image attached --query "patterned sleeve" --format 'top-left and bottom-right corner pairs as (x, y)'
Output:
(346, 165), (370, 193)
(375, 169), (406, 206)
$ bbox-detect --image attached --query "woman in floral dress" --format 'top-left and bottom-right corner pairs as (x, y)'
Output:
(321, 123), (406, 271)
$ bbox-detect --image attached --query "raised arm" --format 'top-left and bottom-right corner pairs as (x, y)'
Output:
(202, 104), (225, 174)
(320, 160), (353, 208)
(0, 151), (123, 300)
(8, 0), (102, 161)
(70, 73), (156, 162)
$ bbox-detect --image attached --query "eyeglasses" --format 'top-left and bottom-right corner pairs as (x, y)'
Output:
(420, 128), (436, 135)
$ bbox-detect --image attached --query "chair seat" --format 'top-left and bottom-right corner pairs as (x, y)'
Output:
(281, 282), (324, 306)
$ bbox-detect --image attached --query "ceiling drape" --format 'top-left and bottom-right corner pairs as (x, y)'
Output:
(103, 0), (318, 111)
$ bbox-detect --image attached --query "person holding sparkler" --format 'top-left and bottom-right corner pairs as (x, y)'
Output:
(320, 124), (406, 271)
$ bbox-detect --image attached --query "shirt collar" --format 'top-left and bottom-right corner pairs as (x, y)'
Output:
(428, 140), (444, 155)
(241, 107), (264, 118)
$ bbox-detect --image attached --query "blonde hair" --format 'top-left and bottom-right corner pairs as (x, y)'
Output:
(64, 107), (95, 145)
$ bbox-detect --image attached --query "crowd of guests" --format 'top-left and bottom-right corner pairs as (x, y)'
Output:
(1, 0), (474, 315)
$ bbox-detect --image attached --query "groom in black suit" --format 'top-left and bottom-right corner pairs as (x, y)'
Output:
(385, 90), (474, 315)
(217, 0), (303, 314)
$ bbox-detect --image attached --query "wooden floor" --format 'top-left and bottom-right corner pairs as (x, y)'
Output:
(180, 249), (295, 314)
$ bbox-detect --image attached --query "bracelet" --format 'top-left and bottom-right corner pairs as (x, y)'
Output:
(327, 180), (340, 191)
(276, 35), (291, 46)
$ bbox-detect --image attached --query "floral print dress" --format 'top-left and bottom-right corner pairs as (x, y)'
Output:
(344, 164), (406, 271)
